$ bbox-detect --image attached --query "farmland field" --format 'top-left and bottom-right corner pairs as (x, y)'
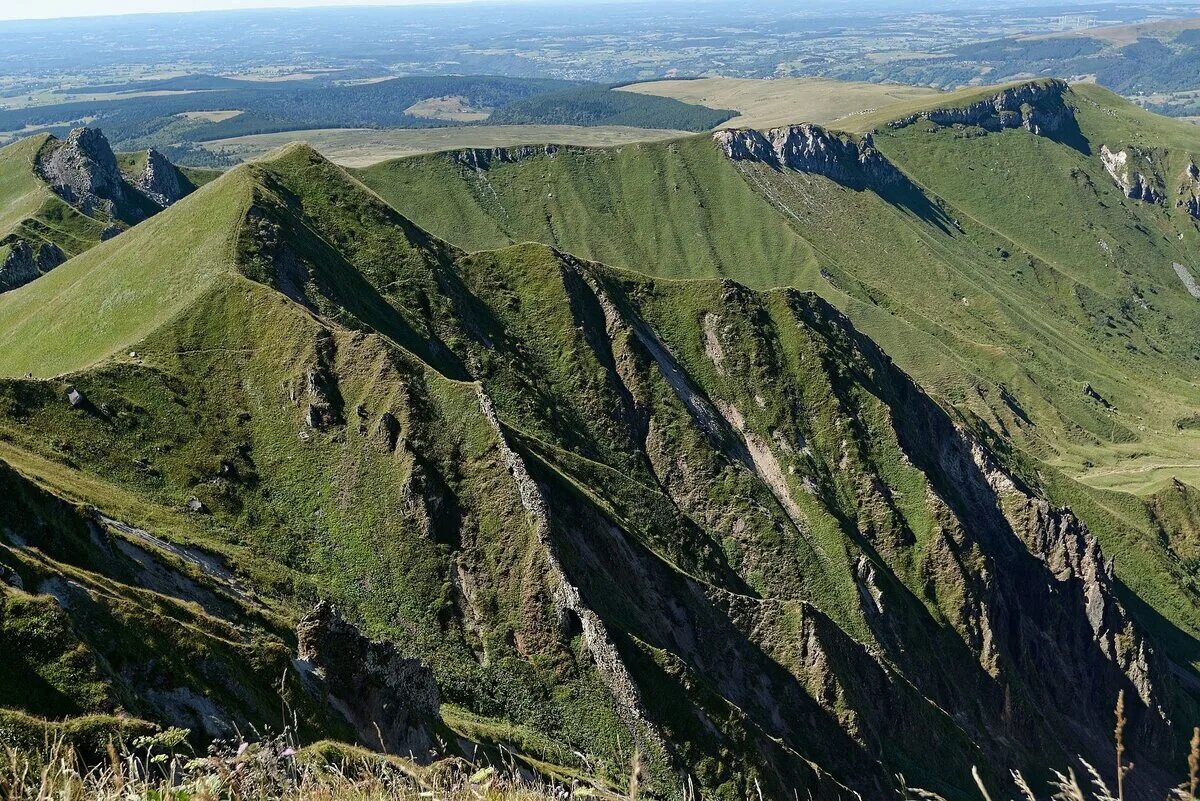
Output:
(618, 76), (945, 130)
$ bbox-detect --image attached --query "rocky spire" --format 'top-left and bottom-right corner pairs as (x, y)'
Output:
(134, 148), (187, 208)
(35, 127), (132, 219)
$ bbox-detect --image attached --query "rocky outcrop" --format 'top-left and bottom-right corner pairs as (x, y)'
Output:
(888, 79), (1074, 137)
(450, 144), (559, 171)
(31, 129), (191, 225)
(1012, 496), (1165, 725)
(134, 149), (187, 208)
(0, 238), (65, 292)
(714, 124), (906, 188)
(912, 392), (1174, 763)
(295, 601), (442, 760)
(301, 332), (343, 430)
(1178, 162), (1200, 219)
(1100, 145), (1164, 203)
(1172, 262), (1200, 300)
(475, 386), (668, 755)
(35, 127), (134, 220)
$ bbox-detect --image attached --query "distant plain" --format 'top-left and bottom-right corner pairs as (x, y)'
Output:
(199, 124), (694, 165)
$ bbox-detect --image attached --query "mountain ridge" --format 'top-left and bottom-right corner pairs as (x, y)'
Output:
(354, 79), (1200, 494)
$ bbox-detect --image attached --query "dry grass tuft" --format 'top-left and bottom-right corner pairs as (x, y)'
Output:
(0, 727), (592, 801)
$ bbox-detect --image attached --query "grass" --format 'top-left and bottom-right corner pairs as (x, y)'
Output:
(403, 96), (490, 123)
(197, 125), (694, 167)
(0, 146), (657, 791)
(3, 116), (1200, 797)
(345, 83), (1200, 772)
(618, 76), (945, 131)
(867, 82), (1200, 486)
(0, 135), (52, 237)
(2, 696), (1196, 800)
(355, 134), (818, 286)
(0, 725), (593, 801)
(116, 149), (150, 178)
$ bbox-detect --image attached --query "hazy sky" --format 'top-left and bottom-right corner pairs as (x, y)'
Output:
(0, 0), (489, 21)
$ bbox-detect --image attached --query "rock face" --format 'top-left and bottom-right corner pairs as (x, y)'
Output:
(1178, 162), (1200, 219)
(134, 149), (187, 208)
(450, 144), (559, 171)
(1099, 145), (1164, 203)
(35, 127), (134, 220)
(888, 79), (1074, 136)
(302, 334), (343, 430)
(714, 124), (906, 188)
(0, 238), (65, 292)
(295, 601), (442, 760)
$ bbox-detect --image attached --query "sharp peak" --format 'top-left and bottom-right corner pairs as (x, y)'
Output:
(2, 127), (122, 159)
(238, 142), (438, 230)
(44, 126), (118, 155)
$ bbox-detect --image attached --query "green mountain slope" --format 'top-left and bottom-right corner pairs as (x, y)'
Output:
(0, 166), (249, 377)
(351, 84), (1200, 781)
(354, 137), (818, 286)
(356, 80), (1200, 495)
(0, 142), (1196, 799)
(865, 80), (1200, 478)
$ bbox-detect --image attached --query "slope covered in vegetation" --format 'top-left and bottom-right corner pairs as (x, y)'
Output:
(353, 83), (1200, 760)
(356, 80), (1200, 494)
(0, 133), (1197, 800)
